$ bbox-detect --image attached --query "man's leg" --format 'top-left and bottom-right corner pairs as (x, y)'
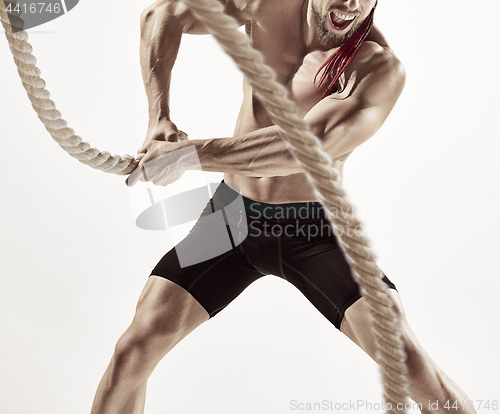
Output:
(270, 208), (476, 414)
(90, 276), (209, 414)
(340, 290), (477, 414)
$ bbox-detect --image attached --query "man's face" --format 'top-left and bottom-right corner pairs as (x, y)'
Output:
(311, 0), (376, 48)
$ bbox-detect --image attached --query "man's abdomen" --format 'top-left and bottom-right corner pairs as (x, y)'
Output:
(224, 160), (345, 204)
(224, 173), (319, 204)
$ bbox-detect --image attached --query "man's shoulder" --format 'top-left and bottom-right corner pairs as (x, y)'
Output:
(333, 40), (405, 107)
(221, 0), (257, 22)
(223, 0), (302, 22)
(354, 41), (406, 83)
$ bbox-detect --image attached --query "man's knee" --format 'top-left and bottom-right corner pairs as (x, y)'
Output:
(390, 319), (447, 402)
(343, 292), (445, 398)
(372, 313), (440, 395)
(110, 322), (179, 384)
(341, 292), (411, 360)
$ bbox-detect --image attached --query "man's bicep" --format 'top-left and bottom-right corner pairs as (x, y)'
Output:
(305, 100), (388, 159)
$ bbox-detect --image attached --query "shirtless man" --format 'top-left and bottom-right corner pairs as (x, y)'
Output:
(90, 0), (476, 412)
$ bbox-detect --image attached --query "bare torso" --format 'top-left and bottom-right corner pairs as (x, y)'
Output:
(225, 0), (356, 203)
(131, 0), (396, 196)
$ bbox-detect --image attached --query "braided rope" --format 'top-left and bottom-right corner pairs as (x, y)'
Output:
(0, 1), (138, 174)
(2, 0), (410, 410)
(181, 0), (411, 411)
(0, 1), (188, 174)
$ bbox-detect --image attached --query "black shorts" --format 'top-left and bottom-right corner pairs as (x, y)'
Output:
(150, 181), (397, 330)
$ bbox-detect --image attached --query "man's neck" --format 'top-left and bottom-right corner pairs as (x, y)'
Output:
(302, 0), (321, 51)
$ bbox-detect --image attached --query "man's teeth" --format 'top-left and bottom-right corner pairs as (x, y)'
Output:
(333, 11), (355, 21)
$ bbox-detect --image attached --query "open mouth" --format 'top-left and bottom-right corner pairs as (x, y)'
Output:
(329, 11), (356, 31)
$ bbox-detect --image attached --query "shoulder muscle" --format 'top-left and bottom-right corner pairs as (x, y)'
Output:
(303, 42), (406, 158)
(184, 0), (253, 33)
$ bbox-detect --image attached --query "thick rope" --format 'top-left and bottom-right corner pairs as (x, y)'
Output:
(0, 1), (187, 174)
(2, 0), (410, 410)
(181, 0), (411, 411)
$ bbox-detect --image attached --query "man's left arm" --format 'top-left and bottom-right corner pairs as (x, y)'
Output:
(303, 44), (406, 163)
(127, 43), (405, 186)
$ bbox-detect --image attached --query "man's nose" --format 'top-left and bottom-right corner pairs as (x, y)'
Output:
(341, 0), (360, 12)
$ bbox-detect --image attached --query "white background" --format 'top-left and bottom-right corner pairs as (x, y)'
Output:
(1, 0), (499, 413)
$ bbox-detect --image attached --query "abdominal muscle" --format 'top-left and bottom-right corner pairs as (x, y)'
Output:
(223, 104), (347, 204)
(223, 77), (348, 204)
(224, 171), (344, 204)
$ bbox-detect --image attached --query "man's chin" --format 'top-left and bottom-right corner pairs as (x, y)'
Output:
(326, 23), (362, 48)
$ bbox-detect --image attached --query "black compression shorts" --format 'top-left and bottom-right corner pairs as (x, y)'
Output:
(150, 181), (397, 330)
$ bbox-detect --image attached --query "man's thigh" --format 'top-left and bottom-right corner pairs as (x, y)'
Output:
(279, 226), (397, 330)
(134, 276), (210, 339)
(150, 239), (265, 319)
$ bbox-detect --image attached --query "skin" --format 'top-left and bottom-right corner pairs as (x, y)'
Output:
(90, 0), (478, 413)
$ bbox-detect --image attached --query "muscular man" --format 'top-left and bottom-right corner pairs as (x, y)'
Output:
(90, 0), (476, 412)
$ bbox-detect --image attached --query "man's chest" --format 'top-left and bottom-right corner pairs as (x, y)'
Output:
(246, 4), (335, 114)
(286, 52), (335, 115)
(249, 30), (333, 115)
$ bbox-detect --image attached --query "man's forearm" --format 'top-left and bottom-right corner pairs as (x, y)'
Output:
(140, 1), (187, 126)
(189, 126), (305, 177)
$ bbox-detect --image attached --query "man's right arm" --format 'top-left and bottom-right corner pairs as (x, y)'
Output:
(139, 0), (250, 144)
(140, 0), (204, 143)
